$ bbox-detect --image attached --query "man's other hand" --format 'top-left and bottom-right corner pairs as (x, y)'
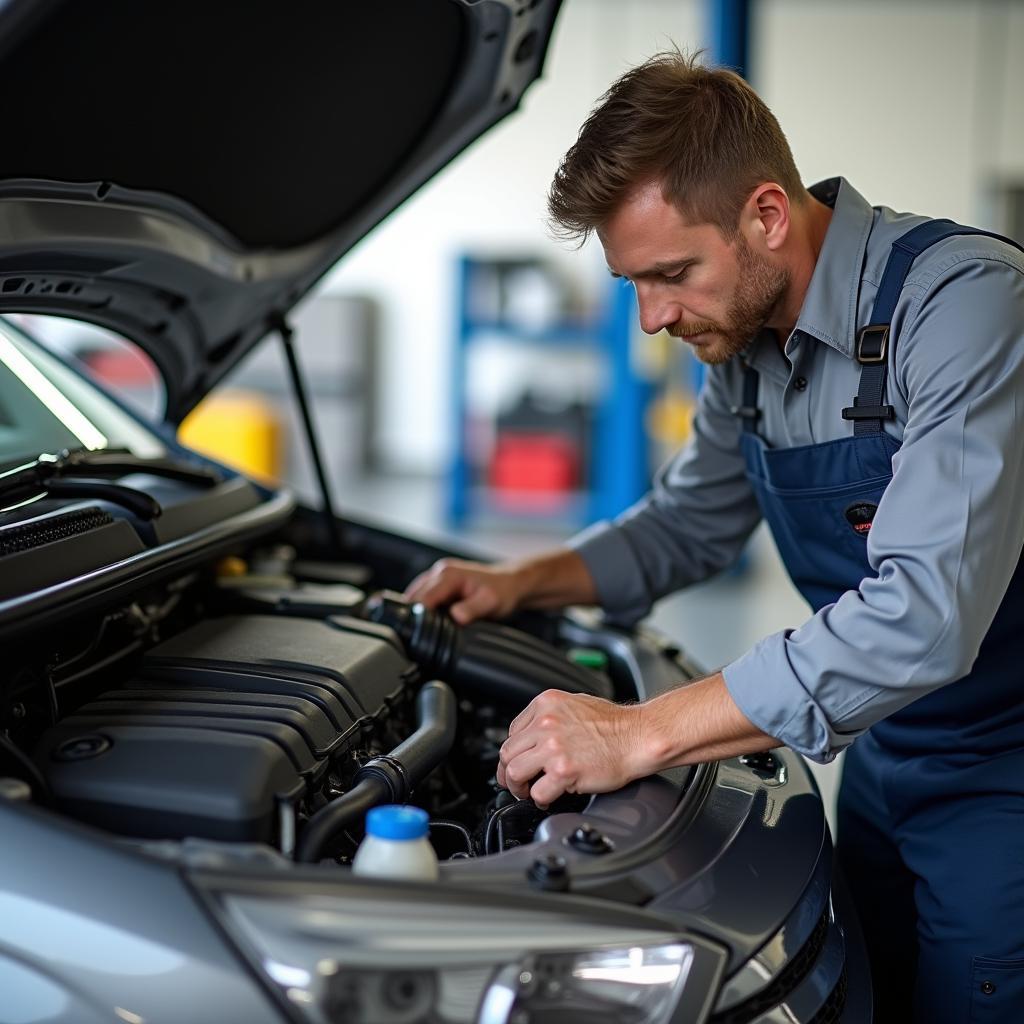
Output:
(497, 689), (646, 807)
(496, 673), (779, 807)
(404, 558), (526, 625)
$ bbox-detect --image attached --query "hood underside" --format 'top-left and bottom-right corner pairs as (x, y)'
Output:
(0, 0), (561, 420)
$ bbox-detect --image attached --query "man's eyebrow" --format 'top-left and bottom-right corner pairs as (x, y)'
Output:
(607, 259), (695, 280)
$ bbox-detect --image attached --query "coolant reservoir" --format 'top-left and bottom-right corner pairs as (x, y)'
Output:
(352, 805), (439, 881)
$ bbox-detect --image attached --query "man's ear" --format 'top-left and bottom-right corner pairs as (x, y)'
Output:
(742, 183), (790, 253)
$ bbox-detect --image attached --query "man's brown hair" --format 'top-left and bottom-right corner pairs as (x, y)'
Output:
(548, 49), (805, 244)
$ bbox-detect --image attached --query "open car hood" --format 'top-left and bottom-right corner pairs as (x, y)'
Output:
(0, 0), (562, 421)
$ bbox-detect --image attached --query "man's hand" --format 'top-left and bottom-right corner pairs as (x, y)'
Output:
(404, 558), (526, 625)
(497, 690), (646, 806)
(404, 548), (599, 626)
(498, 673), (779, 807)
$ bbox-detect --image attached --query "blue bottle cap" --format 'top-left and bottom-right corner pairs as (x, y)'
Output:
(365, 804), (429, 841)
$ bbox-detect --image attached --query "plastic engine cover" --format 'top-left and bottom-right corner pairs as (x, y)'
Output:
(34, 615), (416, 842)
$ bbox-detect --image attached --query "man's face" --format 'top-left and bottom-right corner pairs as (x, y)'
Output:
(598, 181), (789, 364)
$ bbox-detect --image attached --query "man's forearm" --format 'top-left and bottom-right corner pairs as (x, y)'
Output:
(635, 672), (779, 774)
(510, 548), (599, 610)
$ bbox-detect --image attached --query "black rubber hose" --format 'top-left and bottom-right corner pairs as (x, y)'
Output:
(385, 680), (458, 782)
(363, 592), (614, 704)
(296, 681), (457, 863)
(295, 776), (388, 863)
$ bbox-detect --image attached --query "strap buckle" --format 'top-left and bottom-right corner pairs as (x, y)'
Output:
(729, 405), (760, 420)
(856, 324), (889, 365)
(842, 401), (895, 422)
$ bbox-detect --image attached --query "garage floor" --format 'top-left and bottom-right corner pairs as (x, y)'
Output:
(337, 473), (844, 829)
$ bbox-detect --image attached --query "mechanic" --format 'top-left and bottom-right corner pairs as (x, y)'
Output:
(405, 51), (1024, 1023)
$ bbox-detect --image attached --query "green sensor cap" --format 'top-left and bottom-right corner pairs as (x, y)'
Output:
(568, 647), (608, 670)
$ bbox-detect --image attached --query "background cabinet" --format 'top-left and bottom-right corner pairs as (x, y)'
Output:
(447, 255), (659, 530)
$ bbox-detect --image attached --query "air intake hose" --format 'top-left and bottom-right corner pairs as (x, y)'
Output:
(362, 591), (614, 705)
(296, 680), (456, 863)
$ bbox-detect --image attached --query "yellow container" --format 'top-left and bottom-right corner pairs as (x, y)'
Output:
(178, 389), (283, 484)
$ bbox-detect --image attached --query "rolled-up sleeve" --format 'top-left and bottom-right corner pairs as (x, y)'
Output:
(569, 360), (762, 623)
(724, 257), (1024, 762)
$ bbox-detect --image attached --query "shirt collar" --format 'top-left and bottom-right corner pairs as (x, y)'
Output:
(792, 177), (875, 358)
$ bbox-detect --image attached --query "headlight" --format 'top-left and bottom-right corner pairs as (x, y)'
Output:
(208, 882), (725, 1024)
(476, 945), (691, 1024)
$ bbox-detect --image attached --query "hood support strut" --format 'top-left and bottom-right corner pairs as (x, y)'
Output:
(274, 315), (344, 556)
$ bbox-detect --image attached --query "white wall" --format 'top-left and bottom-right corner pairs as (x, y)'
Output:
(321, 0), (1023, 474)
(754, 0), (1024, 224)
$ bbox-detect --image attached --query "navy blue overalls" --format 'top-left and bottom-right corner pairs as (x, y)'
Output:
(738, 220), (1024, 1023)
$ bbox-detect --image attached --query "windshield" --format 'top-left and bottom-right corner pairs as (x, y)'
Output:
(0, 319), (165, 470)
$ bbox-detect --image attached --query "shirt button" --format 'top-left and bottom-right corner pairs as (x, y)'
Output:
(981, 981), (997, 995)
(793, 376), (808, 391)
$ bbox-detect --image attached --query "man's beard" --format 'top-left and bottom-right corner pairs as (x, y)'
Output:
(671, 241), (789, 365)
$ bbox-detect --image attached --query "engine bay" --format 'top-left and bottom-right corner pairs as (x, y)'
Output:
(5, 547), (636, 870)
(0, 516), (842, 1013)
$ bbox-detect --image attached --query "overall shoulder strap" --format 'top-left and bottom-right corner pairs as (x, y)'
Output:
(730, 363), (760, 434)
(842, 220), (1024, 436)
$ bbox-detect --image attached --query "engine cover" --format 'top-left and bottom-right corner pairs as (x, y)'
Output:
(34, 615), (416, 842)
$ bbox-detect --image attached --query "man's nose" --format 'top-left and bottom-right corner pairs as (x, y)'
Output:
(636, 290), (679, 336)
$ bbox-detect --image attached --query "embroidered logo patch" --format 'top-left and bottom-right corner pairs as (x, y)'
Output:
(845, 501), (877, 537)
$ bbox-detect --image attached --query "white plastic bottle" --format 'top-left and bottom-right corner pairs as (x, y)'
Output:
(351, 805), (439, 881)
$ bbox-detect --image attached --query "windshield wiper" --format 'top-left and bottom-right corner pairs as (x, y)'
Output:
(0, 448), (225, 520)
(39, 447), (224, 486)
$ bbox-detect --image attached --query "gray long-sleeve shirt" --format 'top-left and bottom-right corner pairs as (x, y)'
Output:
(570, 178), (1024, 763)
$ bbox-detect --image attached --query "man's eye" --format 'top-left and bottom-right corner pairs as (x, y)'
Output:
(663, 268), (688, 284)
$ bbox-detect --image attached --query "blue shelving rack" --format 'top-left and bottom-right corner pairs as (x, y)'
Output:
(447, 255), (656, 530)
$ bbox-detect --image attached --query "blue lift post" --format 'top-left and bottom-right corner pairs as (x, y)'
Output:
(589, 279), (652, 526)
(446, 255), (474, 528)
(708, 0), (750, 77)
